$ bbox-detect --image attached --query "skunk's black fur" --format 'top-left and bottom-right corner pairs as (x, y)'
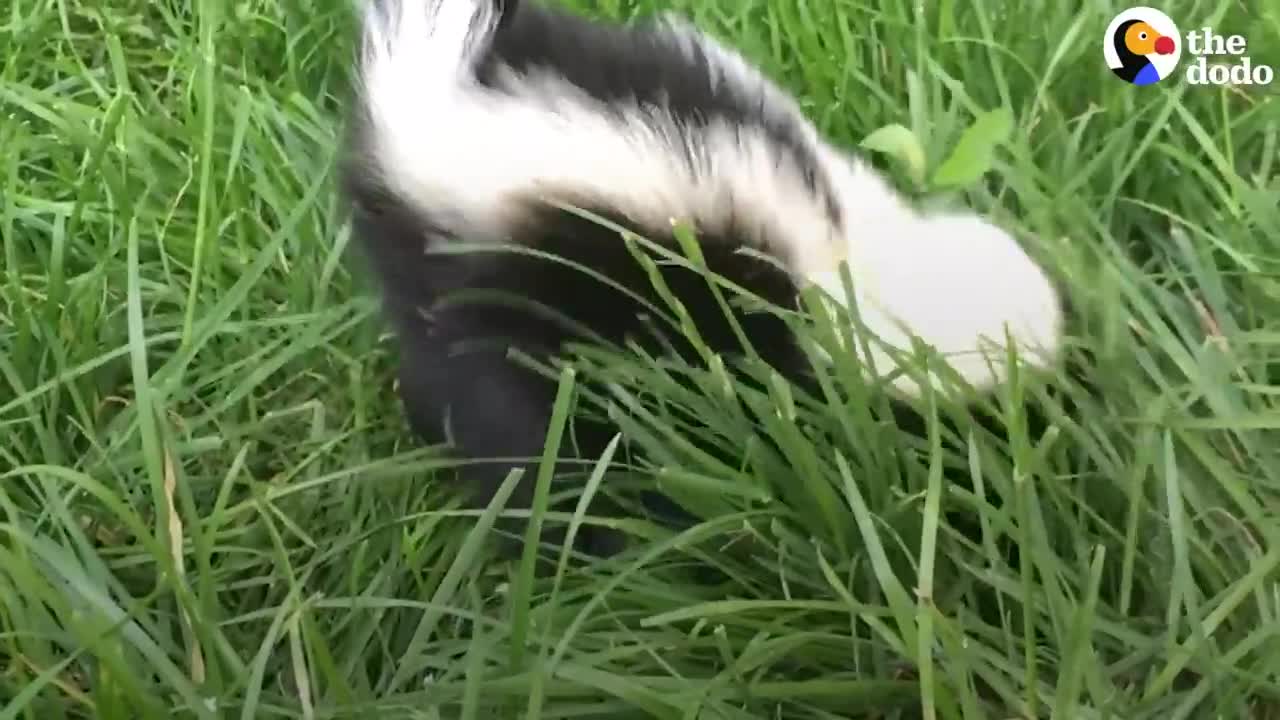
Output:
(340, 0), (1067, 557)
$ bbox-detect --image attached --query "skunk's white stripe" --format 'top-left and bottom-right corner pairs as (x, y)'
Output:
(355, 0), (1066, 396)
(356, 0), (850, 268)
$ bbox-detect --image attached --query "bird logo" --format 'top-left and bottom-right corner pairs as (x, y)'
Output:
(1104, 8), (1182, 85)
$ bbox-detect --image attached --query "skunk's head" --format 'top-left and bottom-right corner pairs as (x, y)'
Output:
(346, 0), (1065, 399)
(804, 205), (1065, 398)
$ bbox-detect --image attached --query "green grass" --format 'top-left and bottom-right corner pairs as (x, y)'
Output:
(2, 0), (1279, 717)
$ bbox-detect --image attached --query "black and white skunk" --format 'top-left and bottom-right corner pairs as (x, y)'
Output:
(340, 0), (1066, 554)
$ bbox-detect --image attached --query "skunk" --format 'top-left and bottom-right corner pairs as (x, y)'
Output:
(340, 0), (1066, 555)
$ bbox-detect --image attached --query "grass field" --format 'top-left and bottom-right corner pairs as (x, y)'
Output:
(3, 0), (1280, 717)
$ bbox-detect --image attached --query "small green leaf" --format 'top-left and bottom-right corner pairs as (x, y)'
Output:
(931, 105), (1014, 189)
(860, 123), (928, 188)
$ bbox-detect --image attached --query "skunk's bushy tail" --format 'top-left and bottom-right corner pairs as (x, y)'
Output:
(358, 0), (510, 93)
(351, 0), (517, 238)
(346, 0), (853, 263)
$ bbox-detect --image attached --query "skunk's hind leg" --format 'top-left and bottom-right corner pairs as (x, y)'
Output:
(395, 305), (628, 559)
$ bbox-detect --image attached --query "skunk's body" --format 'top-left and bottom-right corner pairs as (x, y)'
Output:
(341, 0), (1066, 554)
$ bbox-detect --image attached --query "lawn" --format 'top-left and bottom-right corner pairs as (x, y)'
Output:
(2, 0), (1279, 717)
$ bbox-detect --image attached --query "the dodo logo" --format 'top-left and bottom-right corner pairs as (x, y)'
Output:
(1104, 7), (1181, 85)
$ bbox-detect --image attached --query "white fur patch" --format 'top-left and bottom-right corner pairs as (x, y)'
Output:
(356, 0), (843, 267)
(354, 0), (1065, 396)
(806, 211), (1065, 397)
